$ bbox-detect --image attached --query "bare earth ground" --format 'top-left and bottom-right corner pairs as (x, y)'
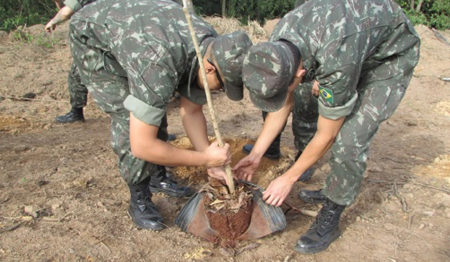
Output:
(0, 19), (449, 262)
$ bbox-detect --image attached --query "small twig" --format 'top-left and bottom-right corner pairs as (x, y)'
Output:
(41, 212), (73, 223)
(0, 196), (9, 204)
(0, 222), (23, 233)
(368, 179), (450, 194)
(283, 201), (318, 217)
(432, 28), (450, 46)
(408, 213), (414, 230)
(235, 242), (260, 256)
(380, 157), (410, 165)
(41, 218), (60, 222)
(367, 179), (406, 184)
(1, 96), (69, 103)
(393, 182), (408, 213)
(100, 241), (111, 254)
(0, 216), (32, 221)
(411, 181), (450, 194)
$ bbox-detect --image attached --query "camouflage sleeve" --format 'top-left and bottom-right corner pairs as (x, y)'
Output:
(315, 34), (365, 120)
(294, 0), (307, 8)
(315, 66), (359, 120)
(64, 0), (97, 12)
(178, 84), (207, 105)
(123, 54), (177, 127)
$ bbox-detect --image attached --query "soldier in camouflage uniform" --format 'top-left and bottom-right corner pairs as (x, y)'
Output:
(46, 0), (182, 123)
(46, 0), (97, 123)
(46, 0), (188, 200)
(69, 0), (252, 231)
(234, 0), (420, 253)
(241, 0), (316, 183)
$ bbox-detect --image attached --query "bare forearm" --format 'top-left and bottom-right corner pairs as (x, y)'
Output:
(132, 137), (209, 166)
(284, 132), (334, 182)
(284, 115), (345, 182)
(50, 6), (74, 25)
(252, 92), (293, 157)
(180, 98), (209, 151)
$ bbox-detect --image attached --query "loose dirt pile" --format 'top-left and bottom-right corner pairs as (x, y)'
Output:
(171, 137), (294, 187)
(203, 182), (253, 247)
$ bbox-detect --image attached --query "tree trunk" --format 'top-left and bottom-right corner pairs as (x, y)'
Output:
(222, 0), (226, 17)
(410, 0), (415, 10)
(416, 0), (424, 12)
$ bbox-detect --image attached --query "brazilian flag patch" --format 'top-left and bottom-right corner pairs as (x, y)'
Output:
(319, 88), (334, 104)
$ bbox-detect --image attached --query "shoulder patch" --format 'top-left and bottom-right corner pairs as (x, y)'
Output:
(319, 87), (334, 104)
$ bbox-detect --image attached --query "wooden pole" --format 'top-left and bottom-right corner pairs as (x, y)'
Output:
(182, 0), (235, 194)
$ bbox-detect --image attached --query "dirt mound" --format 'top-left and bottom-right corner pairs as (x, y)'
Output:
(171, 137), (294, 188)
(263, 18), (280, 36)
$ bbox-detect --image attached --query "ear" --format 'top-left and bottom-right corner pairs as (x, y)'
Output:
(204, 58), (216, 74)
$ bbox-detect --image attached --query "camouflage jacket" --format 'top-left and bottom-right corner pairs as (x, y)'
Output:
(72, 0), (216, 126)
(64, 0), (181, 12)
(64, 0), (97, 12)
(271, 0), (420, 120)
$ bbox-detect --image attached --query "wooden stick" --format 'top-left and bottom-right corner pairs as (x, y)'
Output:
(1, 95), (71, 104)
(182, 0), (235, 194)
(283, 201), (318, 217)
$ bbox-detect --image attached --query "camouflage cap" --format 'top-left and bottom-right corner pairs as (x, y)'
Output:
(243, 41), (298, 112)
(210, 31), (253, 101)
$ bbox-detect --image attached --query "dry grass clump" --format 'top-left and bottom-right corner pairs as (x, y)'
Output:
(204, 16), (268, 43)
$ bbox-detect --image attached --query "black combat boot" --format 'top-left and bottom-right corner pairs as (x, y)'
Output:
(55, 107), (85, 123)
(294, 199), (346, 254)
(149, 166), (195, 197)
(128, 177), (166, 231)
(298, 189), (327, 204)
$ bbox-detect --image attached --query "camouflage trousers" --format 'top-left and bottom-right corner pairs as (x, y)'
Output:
(68, 62), (88, 109)
(293, 44), (420, 206)
(69, 19), (168, 186)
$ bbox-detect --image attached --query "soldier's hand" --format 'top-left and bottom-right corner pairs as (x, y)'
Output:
(232, 154), (261, 181)
(45, 20), (57, 33)
(207, 167), (227, 181)
(204, 141), (231, 167)
(311, 80), (319, 96)
(263, 175), (295, 207)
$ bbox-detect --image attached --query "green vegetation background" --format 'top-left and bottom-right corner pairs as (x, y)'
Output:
(1, 0), (449, 32)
